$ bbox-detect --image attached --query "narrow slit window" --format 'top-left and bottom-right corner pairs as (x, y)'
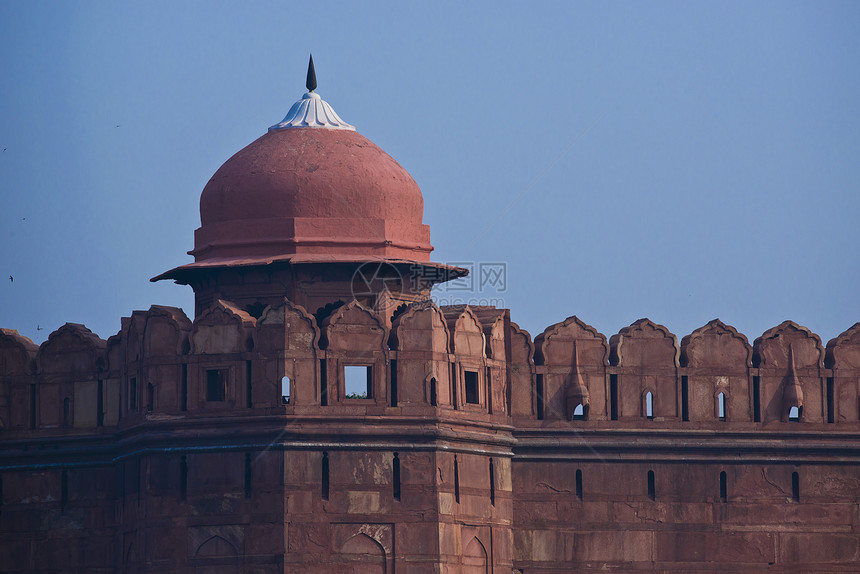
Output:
(647, 470), (656, 501)
(486, 367), (493, 414)
(244, 453), (252, 499)
(205, 369), (227, 402)
(752, 376), (761, 422)
(536, 374), (544, 420)
(645, 391), (654, 420)
(344, 365), (372, 399)
(180, 364), (188, 412)
(390, 359), (398, 407)
(464, 370), (479, 404)
(281, 376), (291, 405)
(321, 452), (330, 500)
(826, 377), (834, 423)
(146, 383), (154, 413)
(97, 379), (104, 426)
(61, 469), (68, 511)
(609, 374), (618, 420)
(179, 456), (188, 501)
(129, 378), (137, 411)
(719, 471), (727, 503)
(429, 377), (437, 406)
(29, 383), (37, 429)
(718, 392), (726, 421)
(791, 471), (800, 502)
(575, 469), (583, 500)
(63, 397), (70, 427)
(393, 452), (401, 501)
(451, 363), (458, 409)
(454, 455), (460, 504)
(319, 360), (327, 406)
(246, 360), (253, 408)
(681, 375), (689, 421)
(489, 458), (496, 507)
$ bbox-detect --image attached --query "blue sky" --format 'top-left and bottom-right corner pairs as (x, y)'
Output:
(1, 1), (858, 348)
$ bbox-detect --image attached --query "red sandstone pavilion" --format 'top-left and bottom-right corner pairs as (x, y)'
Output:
(1, 57), (859, 573)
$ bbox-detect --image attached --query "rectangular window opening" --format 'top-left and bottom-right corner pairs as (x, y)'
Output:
(344, 365), (372, 399)
(826, 377), (835, 423)
(464, 370), (479, 405)
(205, 369), (227, 402)
(429, 377), (437, 406)
(719, 470), (728, 503)
(536, 374), (544, 420)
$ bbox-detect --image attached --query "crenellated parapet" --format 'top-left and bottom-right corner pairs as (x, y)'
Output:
(0, 329), (38, 429)
(533, 316), (608, 422)
(680, 319), (752, 423)
(825, 323), (860, 424)
(390, 299), (451, 408)
(609, 318), (680, 421)
(4, 304), (860, 437)
(753, 321), (826, 424)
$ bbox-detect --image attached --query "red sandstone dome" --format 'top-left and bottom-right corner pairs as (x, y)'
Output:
(194, 127), (432, 264)
(152, 76), (461, 285)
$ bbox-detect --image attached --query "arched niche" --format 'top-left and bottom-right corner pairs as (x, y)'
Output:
(680, 319), (752, 422)
(258, 299), (320, 406)
(753, 321), (825, 424)
(825, 323), (860, 425)
(534, 316), (608, 422)
(191, 300), (256, 355)
(609, 319), (679, 421)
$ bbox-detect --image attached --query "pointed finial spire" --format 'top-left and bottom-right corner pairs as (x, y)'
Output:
(306, 54), (317, 93)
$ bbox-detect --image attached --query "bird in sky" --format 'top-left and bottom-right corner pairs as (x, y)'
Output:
(8, 275), (12, 282)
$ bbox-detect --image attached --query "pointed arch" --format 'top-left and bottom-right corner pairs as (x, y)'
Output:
(463, 536), (489, 574)
(195, 535), (238, 557)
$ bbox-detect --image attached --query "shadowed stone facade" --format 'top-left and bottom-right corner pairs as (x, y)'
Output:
(2, 73), (859, 572)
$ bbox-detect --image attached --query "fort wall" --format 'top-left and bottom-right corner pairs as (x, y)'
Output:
(2, 302), (859, 572)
